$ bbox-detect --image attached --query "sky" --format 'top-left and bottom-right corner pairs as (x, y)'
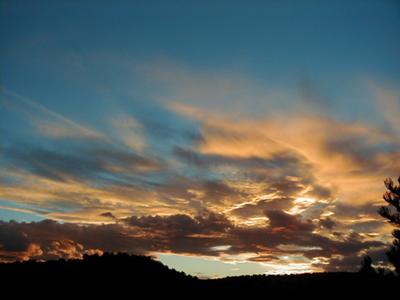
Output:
(1, 0), (400, 277)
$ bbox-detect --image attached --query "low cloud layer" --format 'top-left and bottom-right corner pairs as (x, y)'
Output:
(0, 210), (387, 272)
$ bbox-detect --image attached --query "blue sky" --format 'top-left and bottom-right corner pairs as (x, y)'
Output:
(0, 0), (400, 276)
(2, 1), (399, 118)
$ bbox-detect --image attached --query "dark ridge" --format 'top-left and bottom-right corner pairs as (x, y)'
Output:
(1, 253), (398, 297)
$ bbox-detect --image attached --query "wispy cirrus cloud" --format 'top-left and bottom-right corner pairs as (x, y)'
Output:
(1, 88), (104, 140)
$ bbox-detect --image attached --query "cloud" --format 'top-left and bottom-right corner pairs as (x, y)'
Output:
(265, 210), (314, 232)
(0, 210), (386, 272)
(99, 212), (116, 219)
(141, 61), (288, 117)
(1, 89), (104, 140)
(3, 143), (163, 183)
(369, 82), (400, 132)
(125, 210), (232, 237)
(111, 114), (147, 152)
(1, 70), (399, 273)
(319, 217), (336, 230)
(230, 196), (293, 219)
(171, 101), (400, 206)
(0, 223), (30, 252)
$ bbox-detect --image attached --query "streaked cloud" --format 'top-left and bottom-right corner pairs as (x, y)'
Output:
(111, 114), (147, 152)
(0, 66), (398, 274)
(1, 89), (104, 140)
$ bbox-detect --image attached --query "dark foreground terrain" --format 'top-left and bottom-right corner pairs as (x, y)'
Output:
(1, 253), (398, 297)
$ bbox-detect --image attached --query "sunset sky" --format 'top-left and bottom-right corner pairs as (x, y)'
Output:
(1, 0), (400, 277)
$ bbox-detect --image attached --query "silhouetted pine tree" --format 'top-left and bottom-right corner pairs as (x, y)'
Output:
(359, 255), (376, 274)
(379, 177), (400, 274)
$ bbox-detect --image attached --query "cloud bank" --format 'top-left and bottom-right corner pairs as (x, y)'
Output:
(1, 65), (399, 273)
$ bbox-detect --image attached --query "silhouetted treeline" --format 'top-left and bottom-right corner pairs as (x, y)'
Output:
(0, 253), (398, 297)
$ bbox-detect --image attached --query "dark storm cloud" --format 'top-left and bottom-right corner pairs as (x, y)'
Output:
(0, 222), (30, 252)
(0, 220), (144, 261)
(227, 210), (321, 253)
(303, 232), (383, 261)
(231, 197), (294, 218)
(99, 212), (116, 219)
(319, 217), (336, 230)
(265, 210), (314, 232)
(0, 210), (385, 271)
(124, 210), (232, 236)
(0, 213), (233, 260)
(317, 243), (389, 272)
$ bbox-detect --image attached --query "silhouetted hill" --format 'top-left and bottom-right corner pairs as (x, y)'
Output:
(1, 253), (398, 297)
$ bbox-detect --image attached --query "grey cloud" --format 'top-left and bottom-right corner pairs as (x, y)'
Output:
(124, 210), (232, 236)
(0, 222), (29, 252)
(173, 146), (332, 204)
(334, 203), (382, 219)
(173, 147), (310, 172)
(265, 210), (314, 232)
(3, 143), (164, 184)
(319, 217), (336, 230)
(0, 210), (386, 271)
(231, 197), (294, 218)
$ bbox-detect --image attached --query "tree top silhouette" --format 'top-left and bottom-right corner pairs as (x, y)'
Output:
(379, 177), (400, 274)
